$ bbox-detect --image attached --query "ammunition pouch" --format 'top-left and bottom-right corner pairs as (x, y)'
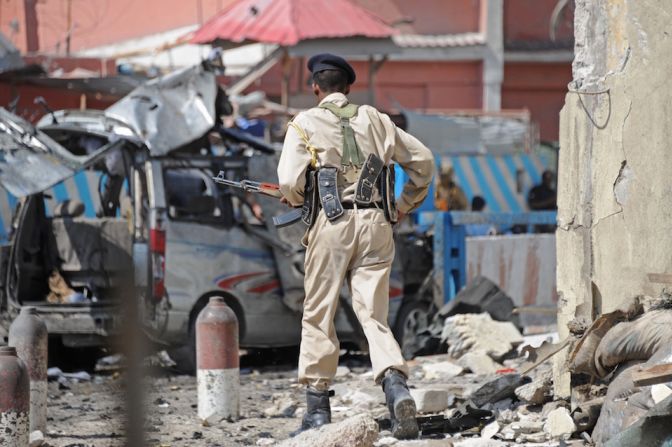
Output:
(356, 153), (385, 205)
(317, 168), (344, 221)
(379, 164), (398, 224)
(302, 169), (319, 227)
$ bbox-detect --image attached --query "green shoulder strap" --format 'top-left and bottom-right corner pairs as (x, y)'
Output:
(319, 102), (363, 168)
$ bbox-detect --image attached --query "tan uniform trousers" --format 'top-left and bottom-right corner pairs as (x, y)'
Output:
(299, 207), (409, 390)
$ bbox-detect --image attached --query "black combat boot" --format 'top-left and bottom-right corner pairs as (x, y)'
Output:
(300, 387), (332, 431)
(382, 368), (419, 439)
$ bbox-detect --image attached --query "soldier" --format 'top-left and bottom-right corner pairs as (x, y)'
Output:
(278, 54), (434, 439)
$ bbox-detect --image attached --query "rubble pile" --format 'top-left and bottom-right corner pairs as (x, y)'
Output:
(567, 295), (672, 444)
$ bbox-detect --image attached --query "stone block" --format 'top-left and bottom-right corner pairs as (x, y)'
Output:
(459, 351), (501, 375)
(410, 388), (449, 414)
(276, 414), (379, 447)
(514, 378), (552, 405)
(421, 361), (464, 380)
(441, 313), (523, 361)
(543, 407), (577, 440)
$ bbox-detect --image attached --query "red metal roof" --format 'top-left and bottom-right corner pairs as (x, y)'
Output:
(189, 0), (396, 46)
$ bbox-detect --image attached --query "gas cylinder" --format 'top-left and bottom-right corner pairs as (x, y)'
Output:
(196, 296), (239, 424)
(0, 346), (30, 446)
(9, 306), (48, 433)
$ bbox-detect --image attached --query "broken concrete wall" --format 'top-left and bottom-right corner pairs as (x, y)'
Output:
(555, 0), (672, 398)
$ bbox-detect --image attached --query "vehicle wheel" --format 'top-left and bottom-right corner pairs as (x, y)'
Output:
(393, 301), (431, 360)
(169, 299), (208, 375)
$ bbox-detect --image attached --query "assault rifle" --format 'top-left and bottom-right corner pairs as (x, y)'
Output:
(213, 171), (302, 227)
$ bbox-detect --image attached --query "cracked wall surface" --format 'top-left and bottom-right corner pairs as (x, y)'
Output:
(554, 0), (672, 398)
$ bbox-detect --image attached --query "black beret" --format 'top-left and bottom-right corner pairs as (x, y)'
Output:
(307, 53), (356, 85)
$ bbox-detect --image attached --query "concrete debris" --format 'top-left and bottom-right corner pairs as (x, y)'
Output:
(514, 375), (552, 404)
(571, 397), (603, 432)
(434, 276), (518, 324)
(470, 374), (528, 407)
(651, 384), (672, 404)
(542, 400), (569, 417)
(276, 414), (379, 447)
(441, 313), (523, 361)
(480, 420), (500, 439)
(410, 388), (449, 414)
(46, 367), (91, 382)
(373, 436), (398, 446)
(515, 431), (548, 443)
(421, 361), (464, 380)
(518, 338), (569, 375)
(453, 438), (506, 447)
(336, 366), (351, 377)
(458, 351), (501, 376)
(543, 407), (576, 440)
(29, 430), (45, 447)
(496, 408), (517, 424)
(603, 395), (672, 446)
(256, 438), (275, 446)
(263, 393), (298, 418)
(509, 420), (544, 434)
(395, 441), (454, 447)
(339, 388), (383, 410)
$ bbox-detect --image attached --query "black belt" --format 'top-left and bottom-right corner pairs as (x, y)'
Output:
(318, 201), (383, 210)
(342, 201), (383, 209)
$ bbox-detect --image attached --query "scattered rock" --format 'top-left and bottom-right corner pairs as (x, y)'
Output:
(542, 400), (568, 417)
(497, 409), (517, 424)
(459, 351), (501, 375)
(516, 432), (548, 443)
(651, 384), (672, 404)
(276, 414), (379, 447)
(441, 313), (523, 361)
(339, 388), (382, 410)
(374, 436), (398, 446)
(470, 374), (528, 407)
(422, 361), (464, 380)
(336, 366), (351, 377)
(480, 420), (500, 439)
(454, 438), (506, 447)
(29, 430), (45, 447)
(263, 393), (298, 418)
(510, 420), (544, 434)
(514, 376), (552, 404)
(410, 389), (449, 413)
(256, 438), (275, 446)
(543, 407), (577, 440)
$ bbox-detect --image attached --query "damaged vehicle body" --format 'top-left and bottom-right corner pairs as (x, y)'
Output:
(0, 60), (435, 366)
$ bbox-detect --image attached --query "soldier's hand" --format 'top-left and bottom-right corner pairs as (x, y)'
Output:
(252, 203), (264, 220)
(280, 196), (290, 205)
(397, 211), (406, 223)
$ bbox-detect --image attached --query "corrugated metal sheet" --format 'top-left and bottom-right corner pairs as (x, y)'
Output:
(393, 32), (485, 48)
(189, 0), (395, 46)
(466, 234), (557, 326)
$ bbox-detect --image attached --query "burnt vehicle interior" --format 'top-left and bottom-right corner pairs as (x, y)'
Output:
(7, 134), (139, 307)
(6, 121), (280, 309)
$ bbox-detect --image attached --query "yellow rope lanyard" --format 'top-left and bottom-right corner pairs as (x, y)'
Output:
(288, 121), (319, 169)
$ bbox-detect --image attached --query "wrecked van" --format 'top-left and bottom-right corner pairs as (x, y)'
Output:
(0, 61), (435, 365)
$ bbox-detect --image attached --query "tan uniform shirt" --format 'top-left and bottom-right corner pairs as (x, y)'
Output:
(278, 93), (435, 214)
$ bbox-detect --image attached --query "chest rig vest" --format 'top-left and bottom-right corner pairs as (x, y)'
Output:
(297, 102), (398, 228)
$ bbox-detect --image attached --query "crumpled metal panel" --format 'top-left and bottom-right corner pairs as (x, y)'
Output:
(0, 108), (90, 197)
(106, 64), (218, 156)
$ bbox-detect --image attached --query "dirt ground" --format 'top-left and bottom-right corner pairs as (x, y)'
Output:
(42, 348), (591, 447)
